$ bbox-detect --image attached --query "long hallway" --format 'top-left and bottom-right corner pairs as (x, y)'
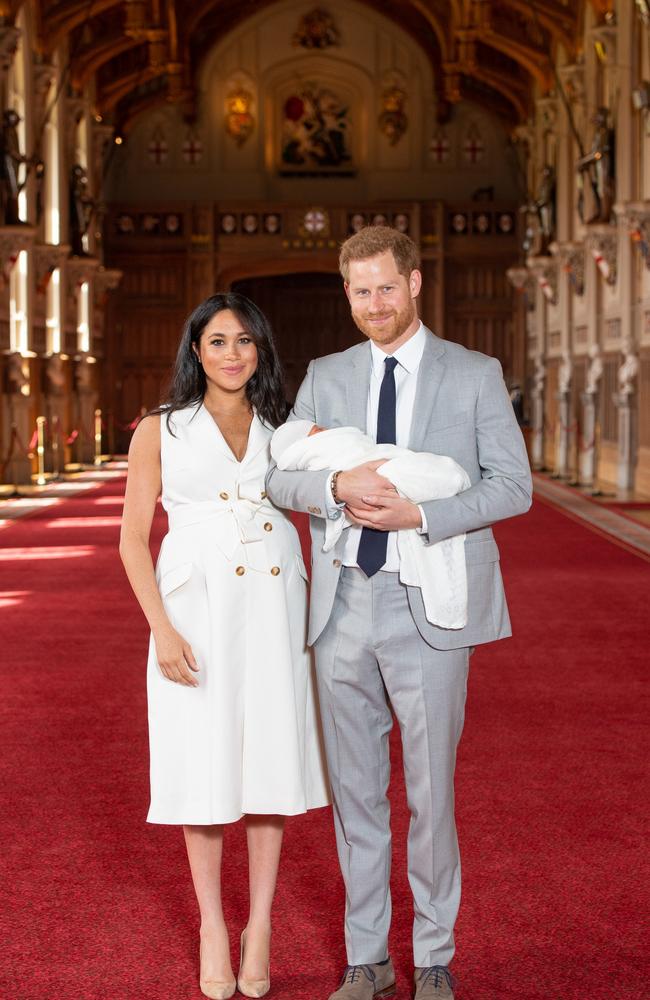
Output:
(1, 481), (647, 1000)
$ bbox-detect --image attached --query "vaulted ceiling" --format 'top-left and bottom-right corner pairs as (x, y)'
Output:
(26, 0), (607, 131)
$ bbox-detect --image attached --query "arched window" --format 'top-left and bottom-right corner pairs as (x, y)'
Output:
(7, 9), (28, 223)
(7, 8), (31, 355)
(43, 56), (64, 355)
(44, 71), (62, 245)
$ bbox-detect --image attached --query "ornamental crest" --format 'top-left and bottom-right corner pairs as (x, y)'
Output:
(292, 8), (341, 49)
(281, 84), (353, 175)
(225, 87), (255, 146)
(378, 78), (408, 146)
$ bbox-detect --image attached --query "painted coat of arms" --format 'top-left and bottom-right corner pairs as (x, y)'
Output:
(292, 8), (341, 49)
(281, 85), (353, 175)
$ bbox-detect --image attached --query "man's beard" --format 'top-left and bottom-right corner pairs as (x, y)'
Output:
(352, 300), (417, 346)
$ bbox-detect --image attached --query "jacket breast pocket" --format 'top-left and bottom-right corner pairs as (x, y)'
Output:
(428, 412), (472, 436)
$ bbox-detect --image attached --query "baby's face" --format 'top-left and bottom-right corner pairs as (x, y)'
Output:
(308, 424), (326, 436)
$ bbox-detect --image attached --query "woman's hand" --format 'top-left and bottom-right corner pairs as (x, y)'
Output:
(153, 625), (199, 687)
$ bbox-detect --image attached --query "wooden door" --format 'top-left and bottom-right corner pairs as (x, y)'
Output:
(232, 272), (360, 402)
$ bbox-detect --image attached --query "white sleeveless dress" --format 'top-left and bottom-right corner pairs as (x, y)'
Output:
(146, 402), (330, 824)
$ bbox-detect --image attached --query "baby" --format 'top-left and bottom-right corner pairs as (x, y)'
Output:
(271, 420), (471, 630)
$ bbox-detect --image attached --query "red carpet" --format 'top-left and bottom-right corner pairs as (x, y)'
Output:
(1, 482), (648, 1000)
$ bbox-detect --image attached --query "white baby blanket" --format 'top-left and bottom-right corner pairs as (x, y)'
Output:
(271, 422), (471, 629)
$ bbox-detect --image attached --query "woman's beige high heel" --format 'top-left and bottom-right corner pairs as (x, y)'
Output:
(237, 928), (271, 998)
(199, 941), (237, 1000)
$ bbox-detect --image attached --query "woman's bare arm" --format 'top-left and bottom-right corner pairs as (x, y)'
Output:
(119, 415), (198, 687)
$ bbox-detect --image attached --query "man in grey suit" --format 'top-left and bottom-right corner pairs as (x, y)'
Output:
(266, 227), (532, 999)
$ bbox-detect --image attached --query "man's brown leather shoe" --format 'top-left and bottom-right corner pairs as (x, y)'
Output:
(413, 966), (456, 999)
(328, 960), (396, 999)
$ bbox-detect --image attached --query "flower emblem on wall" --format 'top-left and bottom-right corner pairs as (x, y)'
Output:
(225, 87), (255, 146)
(292, 8), (341, 49)
(281, 85), (353, 174)
(379, 80), (408, 146)
(300, 208), (330, 238)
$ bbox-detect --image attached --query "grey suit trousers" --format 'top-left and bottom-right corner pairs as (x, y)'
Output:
(314, 567), (470, 969)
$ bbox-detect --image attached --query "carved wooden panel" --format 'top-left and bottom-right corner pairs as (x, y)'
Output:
(601, 356), (618, 443)
(232, 273), (359, 402)
(104, 253), (188, 446)
(444, 255), (515, 377)
(571, 358), (587, 478)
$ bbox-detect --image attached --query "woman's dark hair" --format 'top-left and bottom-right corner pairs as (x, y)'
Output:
(152, 292), (287, 431)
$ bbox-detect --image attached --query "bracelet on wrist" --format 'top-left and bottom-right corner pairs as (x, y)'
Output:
(331, 470), (343, 504)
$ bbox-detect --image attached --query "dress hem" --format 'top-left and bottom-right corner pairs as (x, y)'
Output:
(147, 798), (331, 826)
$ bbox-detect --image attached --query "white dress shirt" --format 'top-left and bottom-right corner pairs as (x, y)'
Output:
(326, 322), (428, 572)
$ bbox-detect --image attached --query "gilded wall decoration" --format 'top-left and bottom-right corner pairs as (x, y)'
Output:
(280, 85), (353, 175)
(292, 8), (341, 49)
(379, 79), (408, 146)
(225, 87), (255, 146)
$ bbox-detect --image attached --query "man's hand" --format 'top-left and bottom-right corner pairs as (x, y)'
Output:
(346, 493), (423, 531)
(336, 461), (397, 512)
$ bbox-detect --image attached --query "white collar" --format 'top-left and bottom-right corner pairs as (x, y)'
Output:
(370, 321), (426, 377)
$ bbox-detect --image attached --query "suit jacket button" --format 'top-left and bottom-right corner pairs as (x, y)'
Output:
(333, 559), (341, 568)
(260, 490), (268, 499)
(271, 566), (280, 576)
(220, 491), (229, 500)
(264, 522), (273, 531)
(235, 566), (245, 576)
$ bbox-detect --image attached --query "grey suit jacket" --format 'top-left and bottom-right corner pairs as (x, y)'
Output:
(266, 328), (532, 648)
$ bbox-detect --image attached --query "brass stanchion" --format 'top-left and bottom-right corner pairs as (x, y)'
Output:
(35, 416), (46, 486)
(94, 408), (102, 466)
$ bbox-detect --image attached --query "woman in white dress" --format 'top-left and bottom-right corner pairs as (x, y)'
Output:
(119, 292), (329, 999)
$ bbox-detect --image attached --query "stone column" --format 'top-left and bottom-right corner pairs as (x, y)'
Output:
(579, 391), (597, 487)
(74, 354), (98, 465)
(614, 392), (637, 491)
(530, 354), (546, 470)
(555, 389), (572, 478)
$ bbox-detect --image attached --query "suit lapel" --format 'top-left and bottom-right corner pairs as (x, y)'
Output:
(345, 341), (371, 431)
(409, 329), (446, 451)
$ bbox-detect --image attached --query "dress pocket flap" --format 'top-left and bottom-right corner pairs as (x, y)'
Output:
(464, 539), (500, 564)
(295, 553), (310, 581)
(159, 561), (193, 596)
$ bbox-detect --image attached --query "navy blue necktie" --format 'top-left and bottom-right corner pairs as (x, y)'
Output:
(356, 356), (398, 578)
